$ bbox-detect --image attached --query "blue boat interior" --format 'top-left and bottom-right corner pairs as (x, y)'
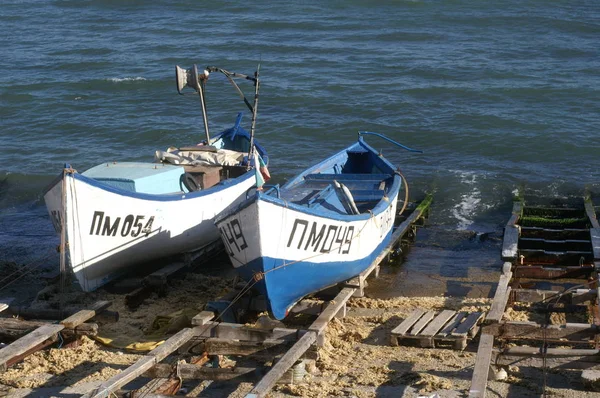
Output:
(278, 147), (394, 215)
(80, 114), (267, 196)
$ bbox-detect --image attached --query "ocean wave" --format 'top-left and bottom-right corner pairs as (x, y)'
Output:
(106, 77), (147, 83)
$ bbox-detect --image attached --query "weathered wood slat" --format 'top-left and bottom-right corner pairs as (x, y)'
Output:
(486, 270), (512, 324)
(84, 328), (196, 398)
(484, 321), (599, 341)
(502, 226), (519, 260)
(507, 201), (522, 227)
(391, 309), (425, 337)
(452, 312), (484, 336)
(145, 262), (188, 287)
(495, 347), (600, 370)
(0, 324), (64, 371)
(191, 311), (215, 326)
(0, 318), (97, 341)
(60, 301), (112, 329)
(194, 322), (305, 342)
(200, 338), (290, 357)
(437, 312), (467, 336)
(420, 310), (456, 337)
(468, 333), (494, 398)
(145, 362), (259, 381)
(409, 311), (435, 336)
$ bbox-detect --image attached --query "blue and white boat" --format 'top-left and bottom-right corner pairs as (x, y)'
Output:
(214, 133), (420, 320)
(44, 65), (269, 292)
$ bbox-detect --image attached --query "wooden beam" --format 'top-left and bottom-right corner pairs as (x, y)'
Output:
(145, 363), (261, 381)
(0, 318), (97, 341)
(191, 311), (215, 326)
(60, 301), (112, 329)
(502, 226), (519, 260)
(469, 333), (494, 398)
(145, 261), (188, 287)
(486, 271), (512, 324)
(193, 322), (305, 342)
(0, 324), (64, 371)
(495, 347), (600, 370)
(483, 321), (599, 341)
(84, 328), (196, 398)
(200, 338), (290, 357)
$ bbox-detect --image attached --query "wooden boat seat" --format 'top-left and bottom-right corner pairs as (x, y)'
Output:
(302, 173), (392, 191)
(304, 173), (392, 182)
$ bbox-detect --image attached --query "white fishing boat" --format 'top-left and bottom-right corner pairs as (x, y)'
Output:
(44, 65), (269, 292)
(215, 132), (420, 320)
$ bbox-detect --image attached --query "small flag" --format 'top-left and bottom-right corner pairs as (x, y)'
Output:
(253, 152), (266, 189)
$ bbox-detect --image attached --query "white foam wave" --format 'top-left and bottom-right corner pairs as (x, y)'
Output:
(107, 77), (146, 83)
(450, 171), (491, 231)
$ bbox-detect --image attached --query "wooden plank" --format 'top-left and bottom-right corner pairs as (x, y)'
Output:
(409, 311), (435, 336)
(437, 311), (467, 336)
(391, 309), (426, 336)
(495, 347), (600, 370)
(60, 301), (112, 329)
(145, 363), (260, 381)
(191, 311), (215, 326)
(0, 297), (14, 313)
(590, 228), (600, 260)
(246, 331), (317, 398)
(420, 310), (456, 337)
(511, 288), (565, 303)
(585, 199), (600, 228)
(484, 321), (600, 341)
(507, 201), (523, 227)
(0, 324), (64, 371)
(486, 271), (512, 323)
(145, 261), (188, 287)
(502, 226), (519, 260)
(453, 312), (484, 336)
(0, 318), (97, 341)
(200, 338), (290, 357)
(194, 322), (305, 342)
(468, 333), (494, 398)
(85, 328), (196, 398)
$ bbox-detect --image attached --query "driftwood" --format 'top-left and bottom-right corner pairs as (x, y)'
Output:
(0, 318), (98, 341)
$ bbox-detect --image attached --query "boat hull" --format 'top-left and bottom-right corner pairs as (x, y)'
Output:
(44, 170), (256, 291)
(216, 191), (398, 319)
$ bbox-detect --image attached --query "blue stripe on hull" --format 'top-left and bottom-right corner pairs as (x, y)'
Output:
(237, 229), (393, 320)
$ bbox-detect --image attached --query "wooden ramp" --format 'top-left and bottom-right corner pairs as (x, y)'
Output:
(469, 196), (600, 398)
(390, 309), (484, 350)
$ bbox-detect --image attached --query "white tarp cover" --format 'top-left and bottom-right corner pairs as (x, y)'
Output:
(154, 147), (244, 166)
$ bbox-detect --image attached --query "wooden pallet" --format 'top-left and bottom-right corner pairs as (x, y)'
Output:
(390, 309), (484, 350)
